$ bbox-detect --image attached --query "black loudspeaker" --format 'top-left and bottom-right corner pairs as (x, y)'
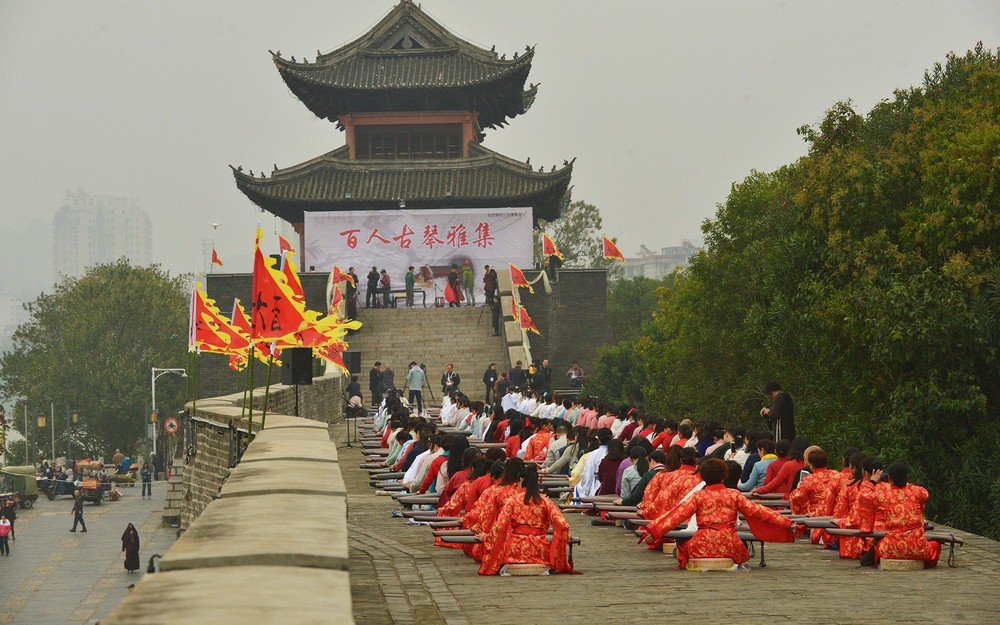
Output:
(343, 351), (361, 374)
(281, 347), (314, 385)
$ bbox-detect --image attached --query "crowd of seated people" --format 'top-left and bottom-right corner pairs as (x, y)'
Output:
(362, 386), (947, 574)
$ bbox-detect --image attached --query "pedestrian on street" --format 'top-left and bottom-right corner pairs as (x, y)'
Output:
(1, 499), (15, 541)
(121, 523), (141, 572)
(141, 463), (153, 500)
(0, 514), (11, 555)
(70, 489), (87, 533)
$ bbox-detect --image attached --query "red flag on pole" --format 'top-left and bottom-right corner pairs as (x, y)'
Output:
(602, 236), (625, 262)
(331, 265), (355, 287)
(519, 304), (541, 335)
(211, 247), (224, 267)
(278, 235), (294, 254)
(509, 263), (534, 294)
(542, 233), (564, 260)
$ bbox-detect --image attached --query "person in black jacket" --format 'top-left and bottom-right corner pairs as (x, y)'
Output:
(365, 266), (380, 308)
(508, 361), (527, 387)
(441, 364), (461, 394)
(482, 363), (498, 404)
(760, 380), (795, 441)
(369, 362), (383, 407)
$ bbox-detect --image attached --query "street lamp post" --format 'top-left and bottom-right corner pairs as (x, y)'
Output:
(36, 414), (47, 461)
(66, 405), (80, 460)
(151, 368), (186, 476)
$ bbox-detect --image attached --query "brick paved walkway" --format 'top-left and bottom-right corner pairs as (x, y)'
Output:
(333, 420), (1000, 625)
(0, 482), (177, 625)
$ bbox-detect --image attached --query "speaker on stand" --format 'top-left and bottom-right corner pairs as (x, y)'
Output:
(281, 347), (314, 416)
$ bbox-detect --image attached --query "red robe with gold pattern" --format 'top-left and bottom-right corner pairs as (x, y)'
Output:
(642, 465), (701, 520)
(833, 478), (868, 559)
(788, 467), (842, 544)
(645, 484), (793, 569)
(465, 483), (522, 561)
(637, 468), (673, 516)
(523, 431), (552, 463)
(478, 494), (572, 575)
(873, 483), (940, 567)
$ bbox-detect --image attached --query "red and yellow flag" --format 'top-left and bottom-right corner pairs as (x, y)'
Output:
(542, 233), (563, 260)
(250, 228), (313, 341)
(278, 234), (294, 254)
(602, 236), (625, 262)
(211, 247), (224, 267)
(519, 304), (541, 335)
(189, 284), (250, 356)
(509, 263), (534, 294)
(331, 265), (355, 286)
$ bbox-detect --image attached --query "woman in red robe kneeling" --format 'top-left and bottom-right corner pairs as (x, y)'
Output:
(874, 461), (941, 568)
(479, 466), (573, 575)
(641, 458), (794, 570)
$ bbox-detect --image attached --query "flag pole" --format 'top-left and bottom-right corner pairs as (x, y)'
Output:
(246, 344), (255, 437)
(261, 349), (275, 430)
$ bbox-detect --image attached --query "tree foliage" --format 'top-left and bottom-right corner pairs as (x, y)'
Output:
(0, 260), (189, 458)
(595, 44), (1000, 538)
(534, 200), (622, 276)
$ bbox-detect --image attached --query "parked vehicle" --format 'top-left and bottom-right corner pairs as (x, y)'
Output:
(0, 466), (40, 509)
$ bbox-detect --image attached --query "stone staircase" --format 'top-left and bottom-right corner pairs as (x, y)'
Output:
(344, 305), (508, 400)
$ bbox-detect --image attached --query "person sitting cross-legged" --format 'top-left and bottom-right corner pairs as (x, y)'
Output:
(640, 458), (793, 571)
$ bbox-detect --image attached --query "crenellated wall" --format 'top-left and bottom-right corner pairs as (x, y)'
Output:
(104, 374), (352, 624)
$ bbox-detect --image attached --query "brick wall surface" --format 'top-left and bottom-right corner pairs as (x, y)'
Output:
(518, 269), (613, 376)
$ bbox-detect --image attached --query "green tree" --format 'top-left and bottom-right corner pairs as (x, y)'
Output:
(534, 200), (622, 275)
(619, 44), (1000, 538)
(0, 260), (190, 458)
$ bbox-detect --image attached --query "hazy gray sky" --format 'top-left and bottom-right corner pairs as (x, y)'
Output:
(2, 0), (998, 282)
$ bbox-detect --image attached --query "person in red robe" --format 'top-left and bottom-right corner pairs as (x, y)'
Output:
(872, 461), (941, 568)
(444, 264), (463, 307)
(640, 458), (794, 570)
(754, 437), (809, 497)
(523, 421), (553, 463)
(478, 466), (572, 575)
(464, 458), (525, 561)
(831, 451), (868, 559)
(788, 448), (843, 544)
(640, 447), (700, 520)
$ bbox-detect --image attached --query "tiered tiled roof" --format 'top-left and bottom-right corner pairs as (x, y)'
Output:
(232, 144), (573, 224)
(274, 0), (537, 129)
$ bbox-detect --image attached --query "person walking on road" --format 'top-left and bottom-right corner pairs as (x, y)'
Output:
(70, 490), (87, 533)
(0, 514), (11, 555)
(1, 499), (15, 541)
(141, 463), (153, 500)
(121, 523), (141, 572)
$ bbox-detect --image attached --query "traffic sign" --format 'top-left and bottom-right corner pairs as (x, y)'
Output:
(163, 416), (180, 435)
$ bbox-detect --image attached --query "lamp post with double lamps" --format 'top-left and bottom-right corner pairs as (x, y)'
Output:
(151, 368), (186, 476)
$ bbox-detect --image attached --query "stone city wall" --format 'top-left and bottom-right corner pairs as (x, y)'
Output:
(104, 374), (352, 624)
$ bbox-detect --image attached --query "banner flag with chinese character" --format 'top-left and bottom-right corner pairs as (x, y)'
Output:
(542, 233), (564, 260)
(304, 208), (532, 301)
(251, 228), (314, 341)
(509, 263), (534, 294)
(211, 247), (224, 266)
(602, 236), (626, 262)
(519, 304), (541, 335)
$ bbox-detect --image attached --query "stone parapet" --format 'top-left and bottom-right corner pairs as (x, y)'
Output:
(104, 404), (351, 624)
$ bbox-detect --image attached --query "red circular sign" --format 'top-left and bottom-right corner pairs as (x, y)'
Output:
(163, 417), (180, 434)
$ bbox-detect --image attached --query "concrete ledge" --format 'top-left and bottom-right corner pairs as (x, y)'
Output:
(221, 459), (346, 498)
(239, 437), (339, 464)
(250, 425), (331, 444)
(102, 566), (351, 625)
(257, 413), (330, 431)
(160, 493), (348, 572)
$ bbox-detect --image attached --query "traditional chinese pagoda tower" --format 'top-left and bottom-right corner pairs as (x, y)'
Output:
(233, 0), (573, 251)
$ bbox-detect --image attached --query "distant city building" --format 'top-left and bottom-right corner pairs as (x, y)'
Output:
(53, 189), (152, 279)
(623, 241), (700, 279)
